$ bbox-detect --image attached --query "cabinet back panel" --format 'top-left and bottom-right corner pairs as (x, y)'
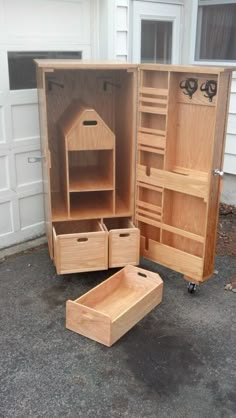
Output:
(162, 231), (204, 258)
(163, 190), (206, 237)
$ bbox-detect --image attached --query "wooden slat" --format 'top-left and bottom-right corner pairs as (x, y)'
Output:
(161, 223), (205, 243)
(140, 239), (204, 281)
(137, 166), (208, 200)
(139, 87), (168, 96)
(136, 208), (162, 221)
(139, 105), (167, 115)
(139, 127), (166, 136)
(138, 144), (165, 155)
(139, 96), (168, 105)
(136, 214), (161, 229)
(137, 200), (162, 213)
(138, 133), (166, 149)
(137, 181), (163, 194)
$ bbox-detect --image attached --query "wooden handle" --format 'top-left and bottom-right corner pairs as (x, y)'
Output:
(83, 120), (98, 126)
(77, 237), (88, 243)
(119, 233), (130, 238)
(137, 272), (147, 278)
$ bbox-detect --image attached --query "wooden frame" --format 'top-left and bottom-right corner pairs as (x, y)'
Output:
(35, 60), (233, 284)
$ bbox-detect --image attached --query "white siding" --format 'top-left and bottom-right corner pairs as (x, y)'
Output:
(115, 1), (129, 61)
(0, 0), (92, 249)
(224, 72), (236, 175)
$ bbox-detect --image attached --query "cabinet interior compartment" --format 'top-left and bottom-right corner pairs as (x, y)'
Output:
(68, 150), (114, 192)
(165, 72), (217, 176)
(161, 231), (204, 258)
(138, 221), (161, 253)
(163, 190), (206, 237)
(46, 68), (136, 221)
(141, 70), (169, 90)
(139, 148), (164, 171)
(70, 191), (114, 219)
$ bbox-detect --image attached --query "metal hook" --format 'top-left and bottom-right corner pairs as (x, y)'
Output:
(200, 80), (217, 102)
(179, 78), (198, 99)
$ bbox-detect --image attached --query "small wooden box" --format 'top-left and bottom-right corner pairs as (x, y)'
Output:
(66, 265), (163, 346)
(103, 218), (140, 268)
(53, 220), (108, 274)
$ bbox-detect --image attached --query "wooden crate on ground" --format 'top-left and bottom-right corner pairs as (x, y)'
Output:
(66, 265), (163, 346)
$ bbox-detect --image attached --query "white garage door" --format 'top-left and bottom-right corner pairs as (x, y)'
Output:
(0, 0), (92, 249)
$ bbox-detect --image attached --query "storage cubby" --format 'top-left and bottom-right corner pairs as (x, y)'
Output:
(162, 231), (204, 258)
(142, 70), (169, 90)
(163, 190), (206, 237)
(70, 191), (114, 219)
(68, 150), (114, 192)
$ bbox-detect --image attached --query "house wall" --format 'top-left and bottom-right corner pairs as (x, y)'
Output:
(183, 0), (236, 204)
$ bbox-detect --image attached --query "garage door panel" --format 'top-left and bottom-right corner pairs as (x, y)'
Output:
(0, 200), (13, 236)
(19, 193), (44, 229)
(15, 149), (42, 188)
(0, 155), (9, 191)
(11, 103), (40, 141)
(0, 105), (5, 143)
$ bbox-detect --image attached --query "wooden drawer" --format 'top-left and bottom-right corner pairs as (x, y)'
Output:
(103, 218), (140, 268)
(66, 265), (163, 346)
(53, 220), (108, 274)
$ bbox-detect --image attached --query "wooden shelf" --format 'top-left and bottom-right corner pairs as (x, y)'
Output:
(70, 191), (114, 219)
(69, 167), (114, 192)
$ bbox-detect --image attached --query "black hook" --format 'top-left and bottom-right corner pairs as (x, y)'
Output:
(200, 80), (217, 102)
(179, 78), (198, 99)
(47, 80), (64, 91)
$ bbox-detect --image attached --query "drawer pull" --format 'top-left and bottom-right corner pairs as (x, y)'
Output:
(138, 272), (147, 278)
(83, 120), (98, 126)
(77, 237), (88, 243)
(119, 233), (130, 238)
(146, 166), (151, 176)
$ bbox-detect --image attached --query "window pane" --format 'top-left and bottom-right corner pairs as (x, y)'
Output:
(141, 20), (172, 64)
(8, 51), (82, 90)
(196, 4), (236, 61)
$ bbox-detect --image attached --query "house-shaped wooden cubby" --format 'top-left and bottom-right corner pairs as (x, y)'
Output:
(58, 101), (115, 218)
(35, 60), (233, 285)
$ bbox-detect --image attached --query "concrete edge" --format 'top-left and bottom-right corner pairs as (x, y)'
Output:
(0, 235), (47, 262)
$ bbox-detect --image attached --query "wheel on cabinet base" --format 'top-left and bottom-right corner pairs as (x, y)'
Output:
(187, 282), (197, 294)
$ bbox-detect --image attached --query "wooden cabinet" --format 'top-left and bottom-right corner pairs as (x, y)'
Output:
(35, 61), (232, 285)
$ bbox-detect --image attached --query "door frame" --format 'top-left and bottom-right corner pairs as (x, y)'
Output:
(131, 1), (183, 64)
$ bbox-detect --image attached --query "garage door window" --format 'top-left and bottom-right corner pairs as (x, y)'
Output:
(8, 51), (82, 90)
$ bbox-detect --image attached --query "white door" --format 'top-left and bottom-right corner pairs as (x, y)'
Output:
(132, 1), (182, 64)
(0, 0), (93, 249)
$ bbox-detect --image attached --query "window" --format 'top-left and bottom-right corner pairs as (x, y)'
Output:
(8, 51), (82, 90)
(141, 20), (172, 64)
(195, 2), (236, 61)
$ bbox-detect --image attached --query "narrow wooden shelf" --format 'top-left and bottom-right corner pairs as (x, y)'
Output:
(139, 87), (168, 96)
(139, 105), (167, 115)
(69, 167), (114, 192)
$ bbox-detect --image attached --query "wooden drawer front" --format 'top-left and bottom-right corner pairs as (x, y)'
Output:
(108, 227), (140, 268)
(53, 225), (108, 274)
(66, 265), (163, 346)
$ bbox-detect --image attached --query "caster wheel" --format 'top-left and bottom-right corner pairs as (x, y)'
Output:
(187, 282), (197, 294)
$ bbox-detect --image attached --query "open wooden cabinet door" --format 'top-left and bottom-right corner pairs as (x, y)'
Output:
(136, 64), (232, 284)
(36, 67), (53, 258)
